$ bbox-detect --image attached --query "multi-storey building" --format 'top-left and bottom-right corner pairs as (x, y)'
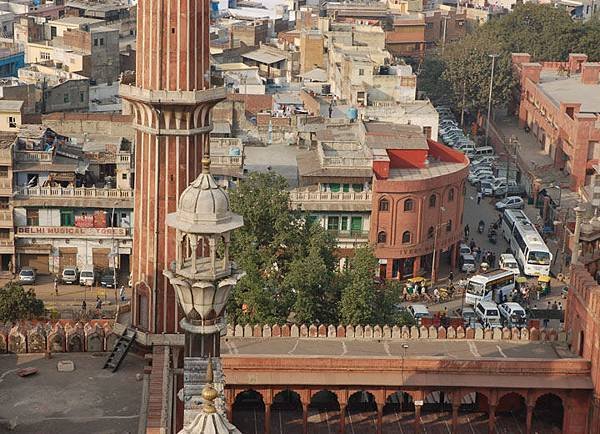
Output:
(513, 53), (600, 191)
(293, 120), (468, 279)
(11, 125), (134, 275)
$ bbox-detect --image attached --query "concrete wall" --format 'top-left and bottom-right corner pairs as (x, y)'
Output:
(42, 112), (134, 140)
(44, 79), (89, 113)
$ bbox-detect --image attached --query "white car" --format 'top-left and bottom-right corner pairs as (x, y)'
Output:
(495, 196), (525, 211)
(468, 169), (493, 184)
(407, 304), (431, 325)
(471, 156), (498, 166)
(459, 243), (471, 255)
(459, 253), (476, 273)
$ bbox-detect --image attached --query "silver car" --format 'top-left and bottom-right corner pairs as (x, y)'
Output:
(18, 267), (36, 285)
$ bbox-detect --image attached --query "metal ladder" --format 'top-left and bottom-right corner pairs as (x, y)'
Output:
(103, 327), (136, 372)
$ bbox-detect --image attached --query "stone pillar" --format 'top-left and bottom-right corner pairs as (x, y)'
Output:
(572, 206), (585, 264)
(414, 403), (423, 433)
(302, 402), (309, 434)
(413, 256), (421, 277)
(185, 329), (220, 358)
(339, 403), (347, 434)
(376, 404), (383, 434)
(526, 405), (534, 434)
(452, 403), (459, 433)
(386, 261), (393, 280)
(264, 403), (271, 434)
(488, 405), (496, 434)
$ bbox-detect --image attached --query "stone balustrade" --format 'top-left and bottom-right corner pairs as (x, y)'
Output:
(225, 323), (566, 342)
(15, 186), (134, 199)
(0, 320), (117, 354)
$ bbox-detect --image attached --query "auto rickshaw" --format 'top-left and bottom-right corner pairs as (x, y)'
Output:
(538, 275), (551, 297)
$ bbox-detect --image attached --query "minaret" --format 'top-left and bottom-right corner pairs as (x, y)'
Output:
(120, 0), (225, 333)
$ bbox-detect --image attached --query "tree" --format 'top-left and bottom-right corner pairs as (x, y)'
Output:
(339, 246), (379, 325)
(227, 172), (339, 324)
(0, 282), (44, 322)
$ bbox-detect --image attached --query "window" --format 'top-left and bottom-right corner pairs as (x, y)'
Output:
(352, 184), (363, 192)
(41, 52), (50, 60)
(358, 68), (364, 76)
(122, 173), (127, 180)
(306, 215), (317, 226)
(427, 226), (434, 239)
(379, 198), (389, 211)
(402, 231), (411, 244)
(8, 116), (16, 128)
(429, 194), (436, 208)
(94, 38), (98, 46)
(64, 93), (70, 103)
(423, 126), (432, 139)
(60, 210), (74, 227)
(100, 38), (104, 46)
(327, 216), (339, 231)
(448, 188), (455, 202)
(404, 199), (414, 212)
(446, 220), (452, 232)
(80, 92), (85, 103)
(329, 183), (340, 192)
(0, 167), (7, 177)
(377, 231), (387, 243)
(426, 22), (433, 29)
(340, 216), (349, 231)
(26, 209), (39, 226)
(342, 184), (350, 192)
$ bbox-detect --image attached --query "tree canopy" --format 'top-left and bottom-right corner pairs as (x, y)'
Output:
(227, 173), (414, 326)
(0, 282), (45, 322)
(419, 4), (600, 112)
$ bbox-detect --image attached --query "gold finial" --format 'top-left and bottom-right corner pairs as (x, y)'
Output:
(202, 358), (218, 414)
(202, 153), (211, 174)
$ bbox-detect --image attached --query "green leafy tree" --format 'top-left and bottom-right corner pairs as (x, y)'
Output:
(227, 172), (339, 324)
(0, 282), (45, 322)
(339, 246), (379, 325)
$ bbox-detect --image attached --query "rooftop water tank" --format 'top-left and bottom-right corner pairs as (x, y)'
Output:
(346, 107), (358, 122)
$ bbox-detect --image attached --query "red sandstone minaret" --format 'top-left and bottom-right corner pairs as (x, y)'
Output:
(120, 0), (225, 333)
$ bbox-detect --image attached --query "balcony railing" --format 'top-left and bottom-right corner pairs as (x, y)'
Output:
(0, 238), (12, 247)
(0, 210), (12, 222)
(210, 155), (243, 166)
(289, 190), (372, 203)
(14, 150), (53, 162)
(16, 186), (134, 199)
(326, 229), (369, 240)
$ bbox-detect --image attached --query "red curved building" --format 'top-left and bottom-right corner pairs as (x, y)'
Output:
(369, 136), (469, 281)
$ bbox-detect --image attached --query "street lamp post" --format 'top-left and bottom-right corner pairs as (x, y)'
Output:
(441, 15), (450, 55)
(484, 54), (499, 147)
(431, 206), (446, 284)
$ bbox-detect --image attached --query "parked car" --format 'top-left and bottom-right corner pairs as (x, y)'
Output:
(61, 267), (79, 284)
(495, 196), (525, 211)
(459, 253), (476, 273)
(407, 304), (431, 325)
(498, 302), (527, 327)
(480, 181), (495, 197)
(492, 179), (524, 197)
(468, 169), (493, 184)
(471, 156), (498, 166)
(499, 253), (520, 276)
(459, 243), (471, 256)
(461, 306), (478, 328)
(475, 301), (503, 329)
(99, 268), (116, 288)
(18, 267), (36, 285)
(79, 265), (96, 286)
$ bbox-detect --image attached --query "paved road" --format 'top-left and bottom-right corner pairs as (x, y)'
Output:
(222, 337), (568, 360)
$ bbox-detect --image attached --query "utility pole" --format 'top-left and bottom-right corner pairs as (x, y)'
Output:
(431, 206), (446, 284)
(484, 54), (499, 147)
(441, 15), (450, 55)
(460, 80), (466, 127)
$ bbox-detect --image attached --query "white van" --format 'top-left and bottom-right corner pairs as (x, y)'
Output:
(498, 302), (527, 327)
(475, 300), (502, 328)
(474, 146), (494, 158)
(499, 253), (520, 276)
(407, 304), (431, 325)
(79, 265), (96, 286)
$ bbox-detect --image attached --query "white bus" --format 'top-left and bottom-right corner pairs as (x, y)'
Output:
(465, 269), (516, 305)
(501, 209), (552, 276)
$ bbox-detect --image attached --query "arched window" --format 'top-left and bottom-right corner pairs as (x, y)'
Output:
(446, 219), (452, 232)
(448, 188), (455, 202)
(379, 198), (389, 212)
(427, 226), (434, 239)
(404, 199), (414, 212)
(377, 231), (387, 243)
(402, 231), (411, 244)
(429, 194), (436, 208)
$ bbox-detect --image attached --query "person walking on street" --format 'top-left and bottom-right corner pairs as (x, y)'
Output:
(119, 285), (126, 302)
(82, 300), (87, 312)
(449, 271), (454, 284)
(96, 296), (102, 310)
(477, 191), (482, 204)
(54, 277), (59, 296)
(464, 224), (470, 239)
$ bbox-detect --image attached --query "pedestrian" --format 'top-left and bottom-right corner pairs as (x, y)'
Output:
(464, 224), (470, 239)
(82, 300), (87, 312)
(54, 277), (58, 296)
(543, 318), (550, 328)
(477, 191), (482, 204)
(490, 252), (496, 267)
(547, 301), (552, 310)
(119, 285), (126, 302)
(448, 271), (454, 284)
(552, 301), (558, 310)
(96, 296), (102, 310)
(433, 287), (440, 303)
(469, 239), (476, 251)
(558, 302), (563, 310)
